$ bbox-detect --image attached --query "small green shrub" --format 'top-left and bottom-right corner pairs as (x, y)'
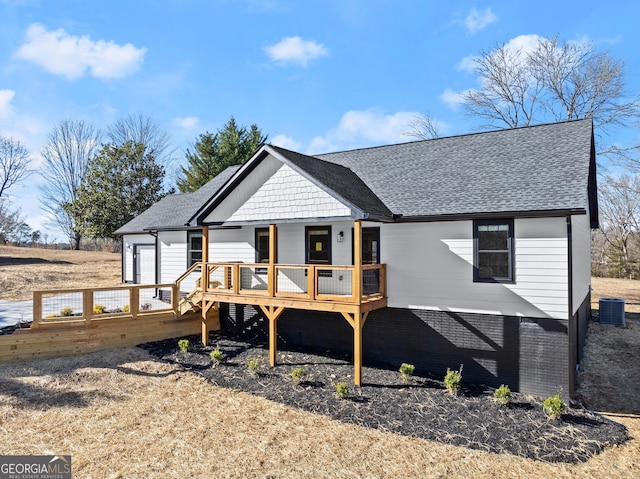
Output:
(494, 384), (512, 406)
(335, 381), (349, 400)
(210, 348), (224, 365)
(291, 368), (306, 385)
(543, 394), (566, 419)
(60, 307), (73, 317)
(444, 364), (463, 395)
(93, 304), (106, 314)
(177, 339), (189, 353)
(248, 357), (260, 375)
(399, 363), (415, 383)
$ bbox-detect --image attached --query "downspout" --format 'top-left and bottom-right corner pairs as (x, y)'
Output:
(120, 237), (125, 283)
(150, 231), (159, 298)
(566, 215), (575, 397)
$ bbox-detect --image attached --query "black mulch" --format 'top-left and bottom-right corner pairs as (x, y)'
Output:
(0, 322), (32, 335)
(138, 331), (630, 464)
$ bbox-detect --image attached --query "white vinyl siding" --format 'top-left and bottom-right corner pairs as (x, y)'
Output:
(159, 231), (188, 284)
(122, 233), (155, 283)
(381, 217), (569, 319)
(208, 228), (255, 262)
(571, 214), (591, 313)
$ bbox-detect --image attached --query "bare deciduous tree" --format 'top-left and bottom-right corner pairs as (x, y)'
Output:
(462, 36), (639, 132)
(598, 175), (640, 278)
(107, 113), (174, 168)
(404, 113), (443, 140)
(464, 44), (543, 129)
(452, 35), (640, 169)
(40, 119), (102, 250)
(0, 199), (24, 244)
(0, 136), (31, 199)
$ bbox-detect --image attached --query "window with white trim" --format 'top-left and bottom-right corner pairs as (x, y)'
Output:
(473, 219), (514, 283)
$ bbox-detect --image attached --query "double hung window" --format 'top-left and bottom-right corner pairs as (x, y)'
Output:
(473, 219), (514, 283)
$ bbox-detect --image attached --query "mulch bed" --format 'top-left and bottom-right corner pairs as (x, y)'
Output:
(139, 331), (630, 464)
(0, 322), (32, 335)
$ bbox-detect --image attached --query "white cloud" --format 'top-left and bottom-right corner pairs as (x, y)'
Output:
(457, 55), (478, 73)
(172, 116), (200, 130)
(271, 134), (300, 151)
(264, 36), (329, 67)
(14, 23), (147, 80)
(504, 34), (543, 55)
(0, 89), (16, 119)
(306, 109), (423, 154)
(464, 7), (497, 34)
(440, 88), (473, 108)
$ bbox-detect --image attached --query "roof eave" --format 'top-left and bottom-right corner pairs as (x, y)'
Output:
(393, 208), (588, 223)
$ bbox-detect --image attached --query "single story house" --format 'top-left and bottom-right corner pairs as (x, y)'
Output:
(115, 119), (598, 399)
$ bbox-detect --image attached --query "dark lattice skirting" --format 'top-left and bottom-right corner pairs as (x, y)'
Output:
(219, 295), (591, 399)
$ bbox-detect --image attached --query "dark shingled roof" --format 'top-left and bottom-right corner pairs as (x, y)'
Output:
(315, 119), (595, 218)
(114, 165), (240, 234)
(117, 120), (596, 233)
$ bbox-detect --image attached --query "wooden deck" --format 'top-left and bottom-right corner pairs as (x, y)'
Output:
(0, 283), (215, 362)
(1, 222), (389, 385)
(195, 259), (387, 386)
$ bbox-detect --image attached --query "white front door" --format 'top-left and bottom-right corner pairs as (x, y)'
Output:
(134, 244), (156, 284)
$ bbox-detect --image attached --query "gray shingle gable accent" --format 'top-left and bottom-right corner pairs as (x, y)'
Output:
(114, 165), (240, 234)
(316, 119), (595, 218)
(268, 145), (394, 220)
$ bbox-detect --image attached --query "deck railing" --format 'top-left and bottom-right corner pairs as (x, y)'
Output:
(201, 262), (386, 304)
(32, 284), (178, 328)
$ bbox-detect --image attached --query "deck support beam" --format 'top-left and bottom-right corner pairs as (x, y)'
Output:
(259, 305), (285, 367)
(341, 310), (369, 386)
(201, 225), (211, 345)
(268, 224), (277, 296)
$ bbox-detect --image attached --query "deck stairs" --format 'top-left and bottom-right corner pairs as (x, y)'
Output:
(179, 287), (204, 316)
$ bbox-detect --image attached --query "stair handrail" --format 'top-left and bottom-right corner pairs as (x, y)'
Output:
(175, 262), (203, 290)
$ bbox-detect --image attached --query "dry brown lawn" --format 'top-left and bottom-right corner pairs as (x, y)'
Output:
(0, 248), (639, 477)
(0, 245), (120, 301)
(591, 276), (640, 312)
(0, 345), (637, 479)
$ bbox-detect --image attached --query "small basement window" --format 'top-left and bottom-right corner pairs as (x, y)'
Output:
(473, 219), (514, 283)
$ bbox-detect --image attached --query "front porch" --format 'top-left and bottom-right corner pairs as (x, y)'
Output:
(196, 221), (388, 385)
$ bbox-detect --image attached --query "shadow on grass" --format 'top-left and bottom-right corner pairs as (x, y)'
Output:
(0, 257), (72, 266)
(0, 377), (123, 409)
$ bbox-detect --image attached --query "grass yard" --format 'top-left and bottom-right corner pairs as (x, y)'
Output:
(0, 245), (120, 301)
(591, 276), (640, 312)
(0, 247), (638, 477)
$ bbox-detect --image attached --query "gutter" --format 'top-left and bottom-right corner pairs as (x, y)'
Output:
(393, 208), (587, 223)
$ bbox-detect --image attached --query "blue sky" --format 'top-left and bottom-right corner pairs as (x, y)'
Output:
(1, 0), (639, 240)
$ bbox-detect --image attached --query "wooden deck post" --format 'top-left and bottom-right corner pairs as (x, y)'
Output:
(201, 226), (209, 292)
(268, 224), (277, 297)
(341, 310), (369, 386)
(83, 289), (93, 327)
(353, 220), (362, 303)
(201, 225), (211, 346)
(259, 305), (285, 366)
(32, 291), (42, 328)
(130, 286), (139, 319)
